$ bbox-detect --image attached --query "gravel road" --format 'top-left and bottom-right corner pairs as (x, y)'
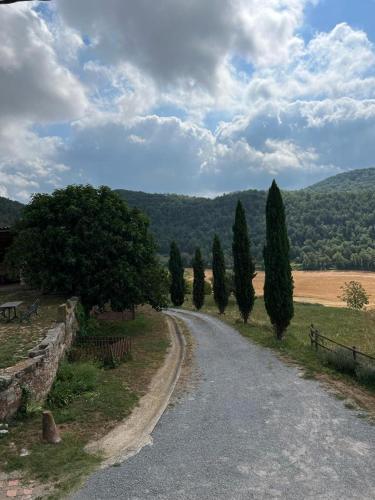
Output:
(72, 309), (375, 499)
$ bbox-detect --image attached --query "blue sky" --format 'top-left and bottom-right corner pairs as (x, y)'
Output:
(0, 0), (375, 200)
(305, 0), (375, 40)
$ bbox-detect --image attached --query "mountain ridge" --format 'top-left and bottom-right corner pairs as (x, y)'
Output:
(115, 168), (375, 271)
(1, 168), (374, 271)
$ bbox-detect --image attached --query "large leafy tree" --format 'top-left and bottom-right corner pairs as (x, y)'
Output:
(168, 241), (185, 306)
(212, 235), (228, 314)
(263, 180), (294, 340)
(192, 247), (205, 310)
(232, 201), (255, 323)
(7, 185), (168, 313)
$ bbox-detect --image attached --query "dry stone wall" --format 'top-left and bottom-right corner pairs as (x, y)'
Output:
(0, 298), (79, 421)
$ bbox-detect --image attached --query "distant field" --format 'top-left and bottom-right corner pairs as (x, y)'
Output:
(186, 269), (375, 308)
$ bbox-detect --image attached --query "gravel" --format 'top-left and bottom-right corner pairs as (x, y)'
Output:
(72, 309), (375, 500)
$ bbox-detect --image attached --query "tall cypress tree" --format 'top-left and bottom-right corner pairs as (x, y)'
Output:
(232, 201), (255, 323)
(212, 234), (228, 314)
(192, 247), (205, 310)
(168, 241), (185, 306)
(263, 180), (294, 340)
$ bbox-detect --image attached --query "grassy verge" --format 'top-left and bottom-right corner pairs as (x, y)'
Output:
(182, 294), (375, 390)
(0, 306), (169, 497)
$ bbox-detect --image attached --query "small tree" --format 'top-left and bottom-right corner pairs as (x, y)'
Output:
(192, 247), (205, 310)
(263, 180), (294, 340)
(339, 281), (369, 310)
(168, 241), (185, 306)
(212, 234), (228, 314)
(232, 201), (256, 323)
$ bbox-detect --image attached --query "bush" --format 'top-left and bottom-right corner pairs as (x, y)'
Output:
(356, 362), (375, 388)
(322, 347), (357, 375)
(204, 280), (212, 295)
(48, 361), (99, 408)
(339, 281), (369, 310)
(76, 303), (100, 337)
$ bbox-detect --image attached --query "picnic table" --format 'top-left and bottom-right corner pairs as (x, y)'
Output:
(0, 301), (24, 322)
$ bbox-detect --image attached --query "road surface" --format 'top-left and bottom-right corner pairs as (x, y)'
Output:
(72, 309), (375, 499)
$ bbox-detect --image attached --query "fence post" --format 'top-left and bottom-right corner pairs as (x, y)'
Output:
(352, 346), (357, 361)
(310, 324), (315, 348)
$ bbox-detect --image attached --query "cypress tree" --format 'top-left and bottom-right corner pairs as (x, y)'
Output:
(263, 180), (294, 340)
(168, 241), (185, 306)
(192, 247), (205, 310)
(212, 234), (228, 314)
(232, 201), (256, 323)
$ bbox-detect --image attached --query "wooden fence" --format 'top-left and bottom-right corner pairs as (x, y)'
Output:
(309, 324), (375, 364)
(72, 336), (132, 364)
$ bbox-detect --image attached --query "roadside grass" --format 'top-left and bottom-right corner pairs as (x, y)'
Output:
(0, 306), (169, 496)
(182, 294), (375, 390)
(0, 287), (66, 369)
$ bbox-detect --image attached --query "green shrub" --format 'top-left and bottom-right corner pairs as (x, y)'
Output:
(76, 303), (100, 337)
(356, 362), (375, 388)
(322, 347), (357, 375)
(48, 361), (99, 408)
(204, 280), (212, 295)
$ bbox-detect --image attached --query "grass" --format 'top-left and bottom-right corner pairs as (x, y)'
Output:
(0, 306), (169, 497)
(182, 294), (375, 388)
(0, 286), (66, 369)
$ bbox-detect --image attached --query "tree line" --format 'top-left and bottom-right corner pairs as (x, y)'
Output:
(168, 181), (294, 340)
(117, 184), (375, 271)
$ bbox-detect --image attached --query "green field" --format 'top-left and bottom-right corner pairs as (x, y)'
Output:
(182, 295), (375, 382)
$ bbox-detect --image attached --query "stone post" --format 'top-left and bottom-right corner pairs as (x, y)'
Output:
(42, 411), (61, 444)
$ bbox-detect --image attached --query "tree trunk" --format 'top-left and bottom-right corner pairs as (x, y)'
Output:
(275, 325), (284, 340)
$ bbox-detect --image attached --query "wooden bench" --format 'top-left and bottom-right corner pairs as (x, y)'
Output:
(19, 299), (40, 323)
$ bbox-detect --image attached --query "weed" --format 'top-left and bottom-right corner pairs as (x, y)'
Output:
(321, 348), (358, 376)
(356, 363), (375, 389)
(48, 361), (99, 408)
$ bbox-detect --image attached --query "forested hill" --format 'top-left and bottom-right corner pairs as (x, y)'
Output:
(307, 168), (375, 193)
(116, 170), (375, 271)
(0, 169), (373, 270)
(0, 197), (23, 227)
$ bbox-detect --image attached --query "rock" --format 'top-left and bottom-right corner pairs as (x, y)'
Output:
(0, 375), (13, 390)
(42, 411), (61, 444)
(19, 448), (29, 457)
(0, 429), (9, 437)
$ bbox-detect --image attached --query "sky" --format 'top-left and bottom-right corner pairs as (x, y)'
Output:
(1, 0), (375, 201)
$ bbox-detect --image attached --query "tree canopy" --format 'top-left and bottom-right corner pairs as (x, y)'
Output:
(192, 247), (205, 310)
(232, 201), (256, 323)
(212, 234), (228, 314)
(7, 185), (168, 312)
(168, 241), (185, 306)
(263, 181), (294, 339)
(116, 172), (375, 271)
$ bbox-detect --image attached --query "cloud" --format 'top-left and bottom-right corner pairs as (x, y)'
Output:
(59, 114), (338, 195)
(1, 3), (375, 201)
(0, 4), (88, 200)
(57, 0), (311, 90)
(0, 5), (87, 123)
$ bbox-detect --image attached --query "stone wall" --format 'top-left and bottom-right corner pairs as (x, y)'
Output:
(0, 298), (79, 421)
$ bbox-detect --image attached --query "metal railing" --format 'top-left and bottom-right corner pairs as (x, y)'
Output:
(309, 324), (375, 364)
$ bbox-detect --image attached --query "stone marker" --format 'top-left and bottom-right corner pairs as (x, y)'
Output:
(42, 411), (61, 444)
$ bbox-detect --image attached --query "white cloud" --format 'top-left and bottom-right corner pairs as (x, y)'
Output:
(0, 5), (87, 123)
(57, 0), (311, 88)
(1, 2), (375, 200)
(0, 4), (89, 200)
